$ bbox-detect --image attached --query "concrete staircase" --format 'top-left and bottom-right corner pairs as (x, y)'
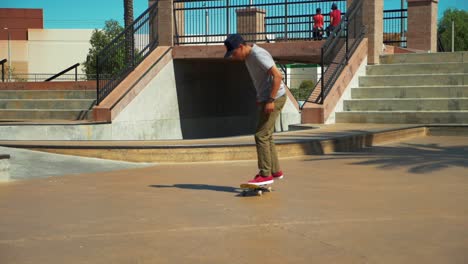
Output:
(0, 89), (96, 121)
(336, 52), (468, 124)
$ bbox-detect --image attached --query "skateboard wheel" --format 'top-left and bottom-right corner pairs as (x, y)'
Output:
(257, 190), (263, 196)
(267, 187), (272, 192)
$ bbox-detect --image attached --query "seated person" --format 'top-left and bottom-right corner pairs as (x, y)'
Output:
(326, 3), (342, 37)
(312, 8), (324, 40)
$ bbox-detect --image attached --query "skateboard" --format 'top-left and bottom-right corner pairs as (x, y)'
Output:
(240, 183), (273, 196)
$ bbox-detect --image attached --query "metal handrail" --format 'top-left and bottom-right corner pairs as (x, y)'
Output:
(44, 63), (80, 82)
(173, 0), (348, 45)
(437, 34), (445, 52)
(0, 59), (6, 82)
(96, 1), (159, 105)
(0, 73), (96, 82)
(301, 0), (365, 107)
(383, 9), (407, 48)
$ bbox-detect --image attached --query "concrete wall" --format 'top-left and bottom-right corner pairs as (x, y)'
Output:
(111, 59), (183, 139)
(0, 40), (28, 77)
(0, 57), (181, 140)
(0, 57), (300, 140)
(285, 65), (320, 89)
(28, 29), (93, 75)
(173, 59), (301, 139)
(0, 29), (92, 80)
(174, 59), (258, 138)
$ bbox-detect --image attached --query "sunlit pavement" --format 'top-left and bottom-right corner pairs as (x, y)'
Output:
(0, 136), (467, 264)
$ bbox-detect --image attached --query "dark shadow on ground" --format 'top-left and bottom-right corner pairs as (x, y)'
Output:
(149, 184), (240, 193)
(149, 184), (271, 198)
(302, 142), (468, 174)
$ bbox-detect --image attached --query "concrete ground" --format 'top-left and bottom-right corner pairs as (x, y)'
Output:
(0, 146), (154, 181)
(0, 136), (467, 263)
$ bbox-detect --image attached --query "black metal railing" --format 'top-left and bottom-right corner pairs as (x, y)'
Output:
(173, 0), (347, 45)
(0, 59), (6, 82)
(96, 1), (159, 105)
(383, 9), (407, 48)
(2, 73), (97, 82)
(437, 33), (445, 52)
(44, 63), (80, 82)
(302, 0), (364, 106)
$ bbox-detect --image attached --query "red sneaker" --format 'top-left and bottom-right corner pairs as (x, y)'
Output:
(248, 175), (274, 186)
(272, 171), (284, 180)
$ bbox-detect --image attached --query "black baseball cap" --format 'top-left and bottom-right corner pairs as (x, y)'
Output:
(224, 34), (245, 58)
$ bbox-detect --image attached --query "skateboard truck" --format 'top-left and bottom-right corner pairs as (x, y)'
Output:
(240, 183), (273, 196)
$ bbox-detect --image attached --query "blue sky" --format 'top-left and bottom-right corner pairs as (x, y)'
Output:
(1, 0), (467, 29)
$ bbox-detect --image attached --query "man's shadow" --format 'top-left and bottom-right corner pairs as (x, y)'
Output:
(149, 184), (240, 194)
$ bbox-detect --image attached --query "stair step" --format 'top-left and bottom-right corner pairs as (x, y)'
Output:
(366, 62), (468, 75)
(344, 98), (468, 111)
(0, 109), (93, 120)
(0, 90), (96, 100)
(380, 51), (468, 64)
(336, 111), (468, 124)
(0, 99), (95, 110)
(359, 74), (467, 87)
(351, 86), (468, 99)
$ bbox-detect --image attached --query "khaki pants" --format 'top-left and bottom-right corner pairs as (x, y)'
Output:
(255, 95), (286, 176)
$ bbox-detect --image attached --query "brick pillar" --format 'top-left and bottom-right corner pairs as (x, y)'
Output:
(363, 0), (383, 64)
(236, 8), (266, 42)
(407, 0), (438, 52)
(157, 0), (174, 46)
(347, 0), (382, 64)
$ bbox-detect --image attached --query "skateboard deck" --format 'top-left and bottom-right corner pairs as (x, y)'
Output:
(240, 183), (272, 196)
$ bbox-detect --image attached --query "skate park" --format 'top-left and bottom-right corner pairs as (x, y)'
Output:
(1, 0), (468, 263)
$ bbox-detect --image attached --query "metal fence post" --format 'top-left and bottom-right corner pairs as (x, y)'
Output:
(131, 26), (135, 67)
(284, 0), (288, 40)
(96, 56), (100, 105)
(320, 47), (324, 104)
(345, 22), (349, 64)
(226, 0), (230, 35)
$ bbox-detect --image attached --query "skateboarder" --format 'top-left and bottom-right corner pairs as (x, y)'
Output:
(224, 34), (286, 186)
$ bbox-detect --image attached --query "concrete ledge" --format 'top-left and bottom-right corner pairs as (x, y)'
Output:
(301, 38), (368, 123)
(0, 124), (460, 163)
(172, 41), (323, 63)
(426, 125), (468, 136)
(93, 46), (173, 122)
(0, 154), (10, 182)
(0, 81), (96, 91)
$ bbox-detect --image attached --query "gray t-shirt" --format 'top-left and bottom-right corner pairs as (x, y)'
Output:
(245, 44), (286, 102)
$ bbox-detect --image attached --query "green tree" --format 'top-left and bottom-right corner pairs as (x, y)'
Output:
(291, 80), (315, 101)
(438, 9), (468, 52)
(299, 80), (315, 90)
(82, 20), (125, 79)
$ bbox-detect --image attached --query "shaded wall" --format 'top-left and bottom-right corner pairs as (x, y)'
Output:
(174, 59), (258, 139)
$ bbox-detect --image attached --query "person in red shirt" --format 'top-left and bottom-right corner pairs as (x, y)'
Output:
(326, 3), (342, 37)
(312, 8), (324, 40)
